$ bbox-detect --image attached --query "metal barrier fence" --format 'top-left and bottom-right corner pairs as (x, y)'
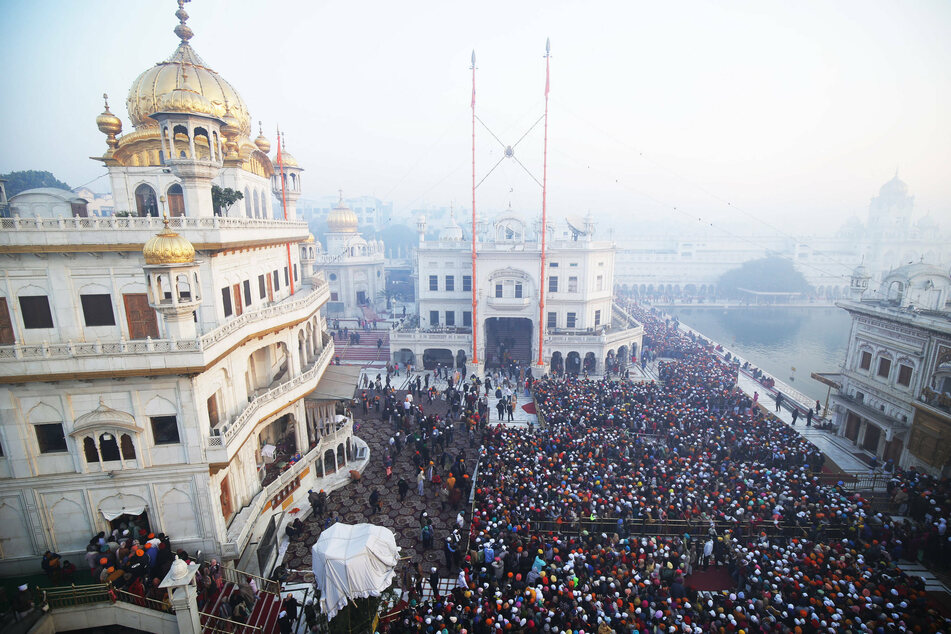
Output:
(113, 587), (173, 613)
(523, 517), (849, 541)
(221, 565), (281, 596)
(41, 583), (110, 609)
(199, 611), (264, 633)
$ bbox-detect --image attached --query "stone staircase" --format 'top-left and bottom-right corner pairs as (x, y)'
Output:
(332, 330), (389, 367)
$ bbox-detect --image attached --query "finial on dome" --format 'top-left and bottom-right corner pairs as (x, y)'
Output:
(96, 92), (122, 149)
(174, 0), (194, 43)
(338, 189), (344, 204)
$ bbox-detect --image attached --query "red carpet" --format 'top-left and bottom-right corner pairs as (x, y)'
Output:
(684, 566), (735, 591)
(522, 402), (536, 414)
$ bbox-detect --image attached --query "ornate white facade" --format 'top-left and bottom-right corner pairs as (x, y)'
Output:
(830, 263), (951, 475)
(0, 6), (361, 576)
(316, 195), (386, 320)
(391, 211), (643, 376)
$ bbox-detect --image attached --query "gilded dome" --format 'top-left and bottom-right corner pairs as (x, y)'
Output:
(143, 219), (196, 265)
(154, 86), (218, 119)
(303, 234), (316, 243)
(126, 6), (251, 137)
(273, 150), (299, 168)
(327, 193), (358, 233)
(254, 124), (271, 153)
(96, 95), (122, 136)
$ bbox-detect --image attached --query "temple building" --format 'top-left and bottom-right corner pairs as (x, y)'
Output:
(0, 4), (363, 577)
(390, 210), (643, 376)
(827, 262), (951, 475)
(316, 193), (386, 321)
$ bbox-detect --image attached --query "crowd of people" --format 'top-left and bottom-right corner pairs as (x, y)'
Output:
(385, 302), (951, 632)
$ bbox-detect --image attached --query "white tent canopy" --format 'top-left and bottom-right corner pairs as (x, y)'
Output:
(311, 523), (400, 620)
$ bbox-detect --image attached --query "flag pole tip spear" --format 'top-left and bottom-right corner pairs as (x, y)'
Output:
(545, 38), (550, 55)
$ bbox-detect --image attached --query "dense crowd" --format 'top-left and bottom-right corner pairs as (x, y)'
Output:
(385, 303), (951, 633)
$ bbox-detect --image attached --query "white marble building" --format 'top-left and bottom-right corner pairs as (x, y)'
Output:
(390, 210), (643, 376)
(0, 7), (361, 576)
(316, 194), (386, 320)
(829, 263), (951, 475)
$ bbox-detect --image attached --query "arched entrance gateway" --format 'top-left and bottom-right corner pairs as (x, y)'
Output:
(484, 317), (533, 369)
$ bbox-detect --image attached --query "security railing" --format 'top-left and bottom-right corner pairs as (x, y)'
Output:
(199, 611), (263, 633)
(220, 565), (280, 596)
(41, 583), (111, 609)
(0, 215), (307, 232)
(523, 517), (848, 540)
(113, 587), (173, 613)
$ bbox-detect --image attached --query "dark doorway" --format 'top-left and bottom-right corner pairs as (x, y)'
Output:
(423, 348), (454, 370)
(109, 510), (151, 535)
(484, 317), (532, 368)
(356, 290), (367, 305)
(862, 423), (881, 454)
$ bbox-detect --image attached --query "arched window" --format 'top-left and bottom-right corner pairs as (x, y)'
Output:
(99, 433), (121, 461)
(120, 434), (136, 459)
(167, 184), (185, 217)
(134, 184), (158, 217)
(254, 190), (261, 218)
(83, 437), (98, 463)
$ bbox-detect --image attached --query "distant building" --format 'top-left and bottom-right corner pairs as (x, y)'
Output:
(316, 194), (386, 320)
(390, 209), (643, 375)
(827, 262), (951, 475)
(72, 187), (115, 217)
(614, 174), (950, 301)
(298, 194), (392, 232)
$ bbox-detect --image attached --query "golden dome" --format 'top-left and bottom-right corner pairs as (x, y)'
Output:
(154, 86), (218, 119)
(96, 94), (122, 136)
(96, 93), (122, 150)
(143, 219), (196, 265)
(126, 4), (251, 137)
(254, 122), (271, 153)
(327, 192), (358, 233)
(273, 150), (299, 168)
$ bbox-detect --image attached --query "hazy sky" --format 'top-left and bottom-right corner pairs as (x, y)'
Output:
(1, 0), (949, 235)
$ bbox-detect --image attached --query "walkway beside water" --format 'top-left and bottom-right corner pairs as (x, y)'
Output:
(669, 320), (871, 474)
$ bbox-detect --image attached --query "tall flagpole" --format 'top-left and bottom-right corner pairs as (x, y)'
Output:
(537, 38), (550, 367)
(276, 127), (295, 295)
(470, 50), (479, 366)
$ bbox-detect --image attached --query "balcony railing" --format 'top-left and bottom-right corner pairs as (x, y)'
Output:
(0, 281), (328, 368)
(208, 343), (334, 451)
(0, 215), (307, 232)
(921, 387), (951, 416)
(224, 422), (354, 554)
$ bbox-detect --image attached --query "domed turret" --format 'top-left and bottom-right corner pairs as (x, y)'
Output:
(439, 206), (464, 242)
(879, 171), (909, 197)
(849, 262), (871, 300)
(125, 3), (251, 136)
(143, 217), (195, 265)
(254, 121), (271, 154)
(96, 93), (122, 150)
(154, 84), (217, 119)
(327, 191), (358, 233)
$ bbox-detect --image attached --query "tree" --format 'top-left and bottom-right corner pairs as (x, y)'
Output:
(211, 185), (243, 216)
(1, 170), (71, 198)
(717, 256), (812, 298)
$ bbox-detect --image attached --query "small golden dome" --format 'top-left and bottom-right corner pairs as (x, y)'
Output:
(154, 86), (218, 118)
(254, 121), (271, 153)
(274, 150), (298, 168)
(303, 234), (315, 243)
(143, 218), (196, 265)
(96, 94), (122, 136)
(326, 191), (358, 233)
